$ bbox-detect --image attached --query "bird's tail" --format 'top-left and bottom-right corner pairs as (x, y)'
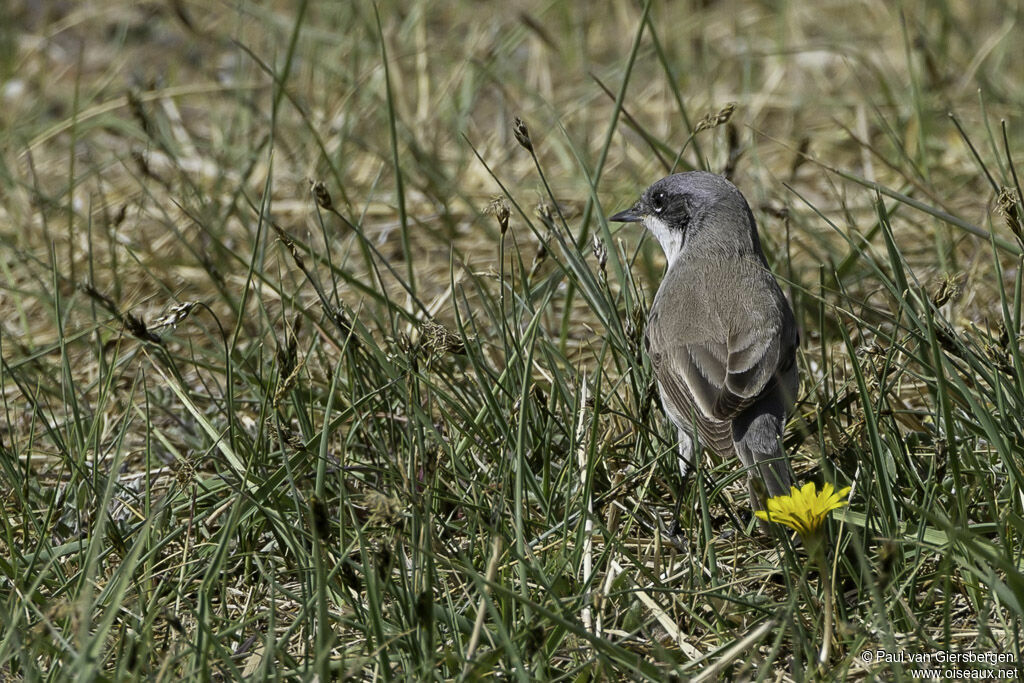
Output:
(733, 408), (793, 509)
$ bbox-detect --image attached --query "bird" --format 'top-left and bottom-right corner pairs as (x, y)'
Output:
(610, 171), (798, 523)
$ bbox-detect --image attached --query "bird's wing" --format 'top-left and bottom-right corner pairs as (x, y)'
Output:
(648, 300), (784, 428)
(646, 325), (736, 456)
(709, 319), (782, 421)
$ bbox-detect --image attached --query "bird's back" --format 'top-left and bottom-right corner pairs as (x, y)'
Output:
(645, 255), (795, 457)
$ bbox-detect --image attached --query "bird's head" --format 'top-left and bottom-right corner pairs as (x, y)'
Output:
(609, 171), (763, 264)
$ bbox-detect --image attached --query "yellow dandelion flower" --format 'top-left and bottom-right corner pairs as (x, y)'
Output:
(755, 481), (850, 668)
(755, 482), (851, 537)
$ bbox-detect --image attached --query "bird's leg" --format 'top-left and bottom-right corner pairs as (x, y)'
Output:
(669, 428), (694, 537)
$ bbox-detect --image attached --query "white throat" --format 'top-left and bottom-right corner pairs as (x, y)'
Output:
(643, 214), (684, 264)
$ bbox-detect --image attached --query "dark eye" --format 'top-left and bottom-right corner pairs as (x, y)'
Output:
(650, 192), (666, 214)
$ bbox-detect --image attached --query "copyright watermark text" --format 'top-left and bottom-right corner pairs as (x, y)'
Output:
(860, 649), (1019, 679)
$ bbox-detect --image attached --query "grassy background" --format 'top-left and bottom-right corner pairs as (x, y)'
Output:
(1, 0), (1023, 680)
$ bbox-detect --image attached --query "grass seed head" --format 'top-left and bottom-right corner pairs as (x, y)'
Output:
(420, 319), (465, 357)
(534, 201), (555, 230)
(529, 241), (548, 278)
(123, 312), (162, 344)
(272, 223), (305, 270)
(173, 454), (198, 489)
(592, 234), (608, 277)
(929, 272), (967, 308)
(996, 186), (1022, 245)
(485, 196), (511, 234)
(512, 115), (533, 152)
(694, 102), (736, 133)
(153, 301), (198, 329)
(310, 179), (334, 211)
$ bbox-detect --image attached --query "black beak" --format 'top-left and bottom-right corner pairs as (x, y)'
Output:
(609, 204), (642, 223)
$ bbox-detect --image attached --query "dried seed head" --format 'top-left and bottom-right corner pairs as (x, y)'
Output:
(125, 311), (161, 344)
(272, 223), (305, 270)
(639, 377), (658, 422)
(310, 179), (333, 211)
(332, 306), (358, 346)
(79, 282), (161, 344)
(173, 454), (198, 489)
(273, 346), (307, 408)
(980, 324), (1015, 376)
(128, 317), (161, 344)
(415, 590), (433, 624)
(529, 241), (548, 278)
(996, 186), (1022, 243)
(375, 545), (394, 581)
(534, 201), (555, 230)
(591, 235), (607, 276)
(583, 394), (611, 415)
(629, 305), (646, 341)
(153, 301), (198, 329)
(790, 136), (812, 180)
(420, 319), (465, 357)
(485, 196), (511, 234)
(512, 116), (534, 153)
(694, 102), (736, 133)
(929, 271), (967, 308)
(269, 418), (305, 450)
(276, 314), (301, 377)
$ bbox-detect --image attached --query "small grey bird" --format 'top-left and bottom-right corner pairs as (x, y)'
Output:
(610, 171), (798, 516)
